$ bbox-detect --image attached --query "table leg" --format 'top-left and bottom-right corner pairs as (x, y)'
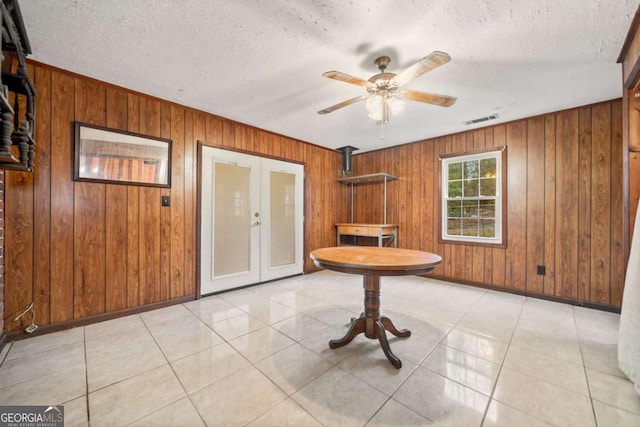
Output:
(374, 320), (402, 368)
(380, 316), (411, 337)
(329, 315), (365, 349)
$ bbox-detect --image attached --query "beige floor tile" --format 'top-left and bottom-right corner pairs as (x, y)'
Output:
(481, 399), (552, 427)
(422, 344), (500, 396)
(256, 343), (333, 395)
(86, 334), (166, 392)
(503, 344), (589, 396)
(6, 327), (84, 360)
(587, 368), (640, 415)
(456, 316), (516, 343)
(0, 343), (85, 387)
(0, 362), (86, 405)
(366, 399), (435, 426)
(228, 326), (296, 363)
(247, 397), (322, 426)
(509, 327), (583, 364)
(84, 314), (143, 341)
(302, 305), (358, 328)
(139, 304), (192, 325)
(191, 366), (287, 426)
(129, 397), (205, 426)
(493, 367), (595, 427)
(292, 366), (388, 427)
(84, 325), (153, 359)
(239, 300), (298, 324)
(63, 396), (89, 427)
(271, 314), (331, 341)
(146, 313), (224, 361)
(393, 367), (489, 427)
(171, 342), (250, 394)
(183, 296), (245, 324)
(339, 346), (418, 395)
(442, 328), (508, 363)
(88, 365), (186, 427)
(0, 342), (11, 363)
(385, 313), (453, 342)
(382, 331), (439, 365)
(298, 326), (370, 364)
(592, 400), (640, 427)
(581, 340), (627, 378)
(212, 313), (268, 340)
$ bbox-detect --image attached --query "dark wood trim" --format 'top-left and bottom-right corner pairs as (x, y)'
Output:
(6, 296), (194, 342)
(624, 60), (640, 90)
(618, 5), (640, 64)
(428, 274), (621, 313)
(197, 139), (306, 166)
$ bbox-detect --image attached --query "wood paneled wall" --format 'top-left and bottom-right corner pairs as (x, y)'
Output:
(3, 62), (347, 333)
(350, 100), (625, 307)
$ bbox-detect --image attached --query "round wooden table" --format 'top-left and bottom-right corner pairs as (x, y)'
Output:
(310, 246), (442, 368)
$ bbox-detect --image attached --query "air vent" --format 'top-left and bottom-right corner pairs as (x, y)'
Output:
(464, 114), (499, 126)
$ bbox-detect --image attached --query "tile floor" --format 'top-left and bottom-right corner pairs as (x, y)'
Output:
(0, 270), (638, 426)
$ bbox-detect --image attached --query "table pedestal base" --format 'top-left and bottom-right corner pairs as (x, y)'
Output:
(328, 275), (410, 369)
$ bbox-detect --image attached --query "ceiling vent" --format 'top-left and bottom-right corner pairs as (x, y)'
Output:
(464, 114), (499, 126)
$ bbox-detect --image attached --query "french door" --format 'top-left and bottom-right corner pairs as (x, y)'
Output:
(200, 146), (304, 294)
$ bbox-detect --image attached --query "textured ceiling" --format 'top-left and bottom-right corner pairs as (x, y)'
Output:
(20, 0), (639, 153)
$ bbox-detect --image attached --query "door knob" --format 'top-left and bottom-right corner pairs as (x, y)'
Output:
(252, 221), (260, 227)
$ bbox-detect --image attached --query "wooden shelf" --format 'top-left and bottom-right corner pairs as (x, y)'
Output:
(338, 172), (398, 185)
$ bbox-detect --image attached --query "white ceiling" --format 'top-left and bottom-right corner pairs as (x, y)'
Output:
(20, 0), (639, 153)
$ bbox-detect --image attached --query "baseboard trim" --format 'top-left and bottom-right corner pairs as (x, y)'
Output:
(428, 274), (621, 313)
(6, 296), (195, 342)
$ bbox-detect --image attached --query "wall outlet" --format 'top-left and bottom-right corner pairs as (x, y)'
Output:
(537, 265), (546, 276)
(161, 196), (170, 207)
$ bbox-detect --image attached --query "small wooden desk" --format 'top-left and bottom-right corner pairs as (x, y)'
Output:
(335, 223), (398, 247)
(310, 246), (442, 368)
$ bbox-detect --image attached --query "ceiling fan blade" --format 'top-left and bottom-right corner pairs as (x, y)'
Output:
(400, 90), (457, 107)
(322, 71), (374, 89)
(317, 96), (367, 115)
(390, 51), (451, 88)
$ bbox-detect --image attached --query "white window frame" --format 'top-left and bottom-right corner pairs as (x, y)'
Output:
(441, 148), (505, 245)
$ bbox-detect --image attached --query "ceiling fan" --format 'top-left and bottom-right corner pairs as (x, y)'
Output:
(318, 51), (456, 124)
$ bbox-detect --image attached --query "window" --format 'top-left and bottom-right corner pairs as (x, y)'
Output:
(441, 148), (506, 246)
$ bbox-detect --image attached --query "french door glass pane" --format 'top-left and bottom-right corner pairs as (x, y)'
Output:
(270, 171), (296, 267)
(214, 162), (250, 277)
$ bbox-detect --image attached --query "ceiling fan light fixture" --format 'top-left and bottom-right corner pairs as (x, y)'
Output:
(387, 96), (405, 116)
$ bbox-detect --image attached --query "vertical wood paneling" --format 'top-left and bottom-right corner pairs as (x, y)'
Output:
(138, 97), (161, 304)
(505, 121), (527, 290)
(577, 108), (592, 301)
(555, 110), (580, 299)
(33, 65), (52, 325)
(591, 103), (612, 304)
(126, 94), (140, 308)
(170, 106), (186, 298)
(491, 125), (507, 287)
(526, 116), (545, 294)
(4, 64), (625, 333)
(611, 101), (625, 306)
(159, 104), (172, 301)
(73, 78), (106, 318)
(105, 87), (128, 312)
(49, 71), (75, 323)
(544, 115), (557, 295)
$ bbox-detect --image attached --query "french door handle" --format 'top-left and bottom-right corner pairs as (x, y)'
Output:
(251, 221), (261, 227)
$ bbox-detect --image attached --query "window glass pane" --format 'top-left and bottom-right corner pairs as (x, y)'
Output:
(479, 200), (495, 218)
(448, 162), (462, 180)
(448, 180), (462, 197)
(462, 200), (478, 218)
(461, 219), (479, 236)
(480, 219), (496, 237)
(463, 179), (479, 197)
(464, 160), (479, 179)
(447, 200), (462, 218)
(480, 157), (496, 177)
(447, 218), (462, 235)
(480, 177), (496, 196)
